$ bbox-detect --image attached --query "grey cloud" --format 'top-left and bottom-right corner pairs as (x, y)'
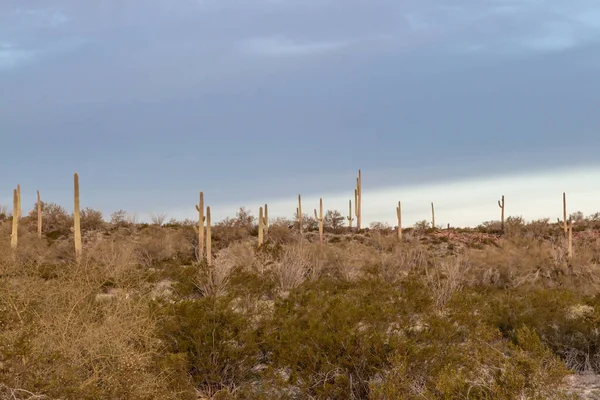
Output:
(238, 36), (351, 56)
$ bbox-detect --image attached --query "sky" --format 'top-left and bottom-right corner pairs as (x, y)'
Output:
(2, 0), (600, 227)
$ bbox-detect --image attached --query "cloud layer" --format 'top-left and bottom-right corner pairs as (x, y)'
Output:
(2, 0), (600, 220)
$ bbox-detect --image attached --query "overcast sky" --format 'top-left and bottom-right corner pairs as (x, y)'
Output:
(2, 0), (600, 225)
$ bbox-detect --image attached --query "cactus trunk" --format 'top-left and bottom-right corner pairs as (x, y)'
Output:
(206, 206), (212, 266)
(258, 206), (264, 246)
(567, 218), (573, 258)
(396, 201), (402, 240)
(314, 198), (324, 243)
(355, 170), (362, 230)
(263, 203), (269, 236)
(16, 184), (21, 219)
(297, 194), (303, 234)
(37, 190), (42, 239)
(563, 192), (567, 235)
(347, 199), (354, 229)
(11, 188), (18, 250)
(431, 202), (435, 229)
(195, 192), (205, 261)
(74, 173), (82, 263)
(498, 195), (505, 232)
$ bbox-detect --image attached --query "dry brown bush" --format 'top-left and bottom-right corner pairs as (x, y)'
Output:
(195, 248), (238, 297)
(272, 245), (312, 292)
(425, 256), (468, 310)
(136, 226), (194, 267)
(0, 255), (178, 399)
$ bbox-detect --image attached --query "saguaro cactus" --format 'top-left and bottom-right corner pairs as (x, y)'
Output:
(195, 192), (205, 260)
(355, 170), (362, 230)
(258, 206), (265, 246)
(314, 198), (324, 243)
(16, 184), (21, 219)
(431, 202), (436, 229)
(297, 194), (303, 234)
(10, 188), (18, 250)
(498, 195), (505, 232)
(563, 192), (568, 235)
(74, 173), (82, 263)
(206, 206), (212, 266)
(567, 218), (573, 258)
(263, 203), (269, 236)
(396, 201), (402, 240)
(37, 190), (42, 239)
(347, 199), (354, 228)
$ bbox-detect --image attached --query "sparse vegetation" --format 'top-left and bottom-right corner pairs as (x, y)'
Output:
(2, 182), (600, 398)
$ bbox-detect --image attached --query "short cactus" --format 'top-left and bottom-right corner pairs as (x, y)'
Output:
(347, 199), (354, 228)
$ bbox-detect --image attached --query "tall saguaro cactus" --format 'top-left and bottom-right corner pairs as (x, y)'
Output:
(355, 170), (362, 230)
(74, 173), (82, 263)
(37, 190), (42, 239)
(396, 201), (402, 240)
(195, 192), (205, 260)
(314, 198), (324, 243)
(431, 202), (436, 229)
(16, 184), (21, 219)
(347, 199), (354, 228)
(563, 192), (568, 235)
(263, 203), (269, 236)
(11, 188), (19, 250)
(258, 206), (265, 246)
(567, 218), (573, 258)
(206, 206), (212, 266)
(297, 194), (303, 234)
(498, 195), (505, 232)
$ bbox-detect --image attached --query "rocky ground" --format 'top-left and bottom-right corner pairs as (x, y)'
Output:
(564, 374), (600, 399)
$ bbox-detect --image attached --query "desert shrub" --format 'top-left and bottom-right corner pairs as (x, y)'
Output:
(194, 249), (238, 297)
(324, 209), (345, 233)
(371, 322), (572, 399)
(157, 296), (264, 398)
(136, 226), (195, 267)
(413, 220), (431, 233)
(259, 277), (432, 399)
(369, 221), (393, 234)
(271, 245), (311, 292)
(470, 287), (600, 374)
(109, 209), (133, 228)
(264, 217), (296, 245)
(39, 202), (72, 239)
(0, 259), (178, 399)
(425, 256), (468, 310)
(477, 220), (503, 234)
(80, 207), (105, 232)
